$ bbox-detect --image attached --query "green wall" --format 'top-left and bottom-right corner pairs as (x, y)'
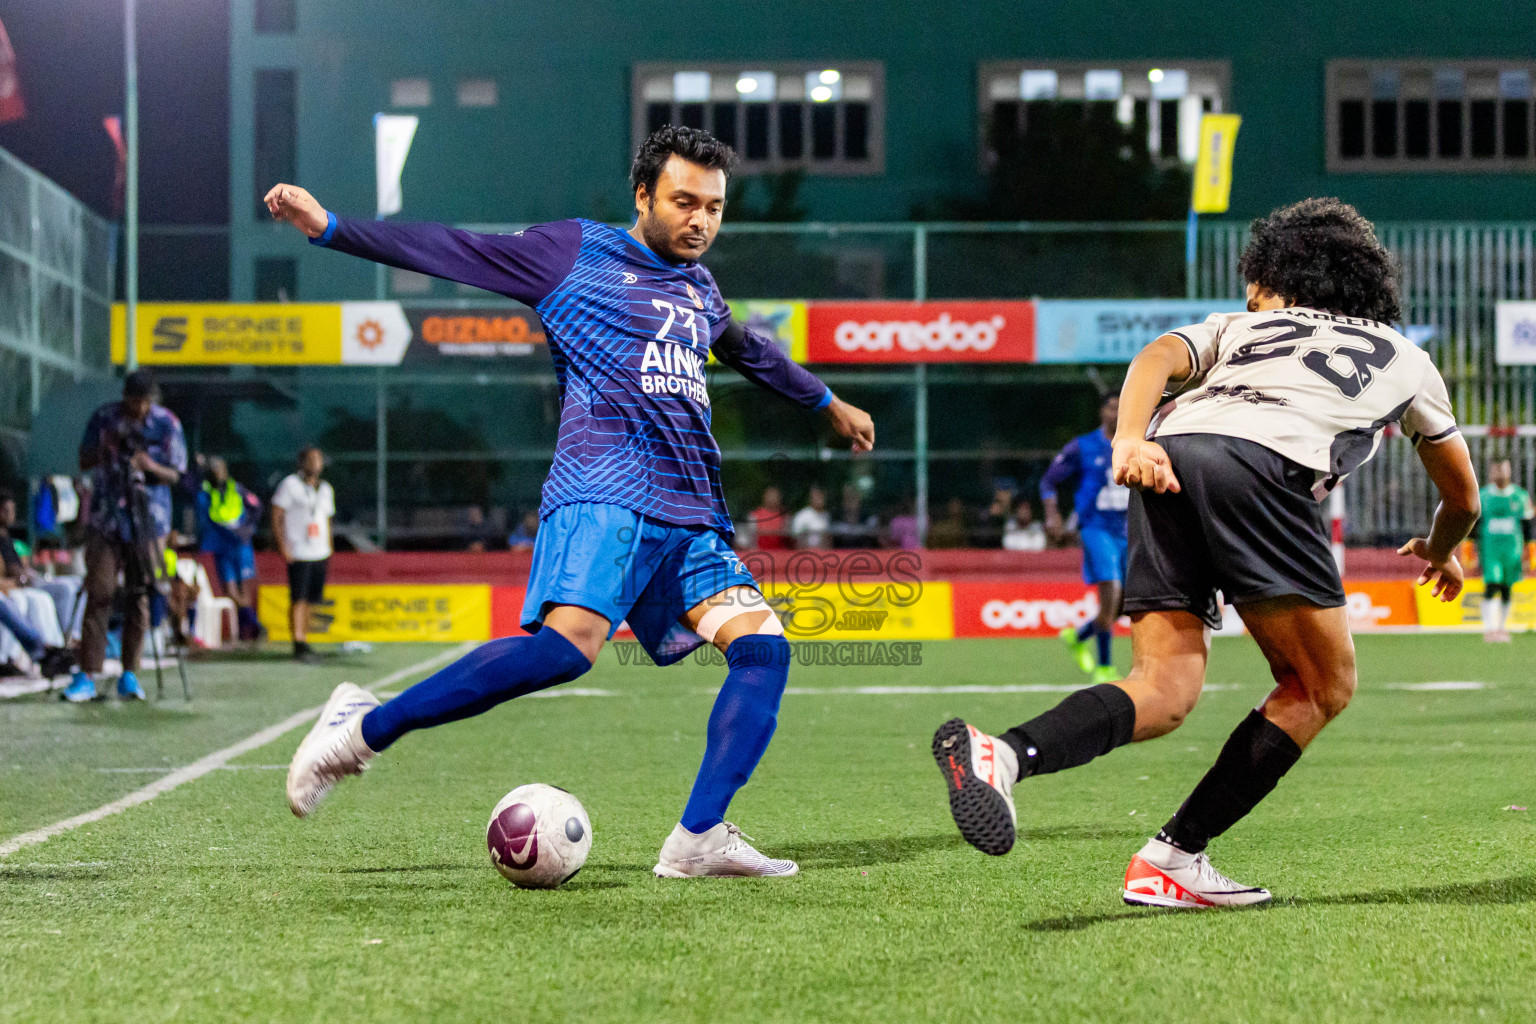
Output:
(229, 0), (1536, 299)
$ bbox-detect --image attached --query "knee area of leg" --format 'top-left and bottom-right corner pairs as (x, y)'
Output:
(1316, 672), (1357, 718)
(724, 632), (790, 673)
(527, 628), (593, 682)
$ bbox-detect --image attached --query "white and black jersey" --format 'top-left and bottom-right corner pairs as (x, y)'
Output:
(1154, 308), (1458, 497)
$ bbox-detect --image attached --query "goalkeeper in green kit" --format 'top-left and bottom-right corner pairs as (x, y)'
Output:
(1473, 458), (1535, 641)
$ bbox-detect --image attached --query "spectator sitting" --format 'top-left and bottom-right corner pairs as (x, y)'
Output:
(792, 485), (831, 549)
(833, 484), (880, 548)
(462, 506), (503, 553)
(0, 489), (73, 678)
(508, 511), (539, 551)
(926, 497), (969, 550)
(884, 499), (924, 550)
(1003, 500), (1048, 552)
(972, 482), (1015, 548)
(747, 486), (790, 550)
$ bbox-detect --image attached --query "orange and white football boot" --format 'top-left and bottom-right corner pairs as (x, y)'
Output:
(1121, 837), (1271, 908)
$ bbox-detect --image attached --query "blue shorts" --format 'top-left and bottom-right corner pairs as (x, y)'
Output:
(1081, 525), (1128, 585)
(522, 502), (757, 666)
(207, 541), (256, 584)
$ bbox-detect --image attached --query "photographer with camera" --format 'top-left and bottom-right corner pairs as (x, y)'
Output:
(65, 370), (187, 703)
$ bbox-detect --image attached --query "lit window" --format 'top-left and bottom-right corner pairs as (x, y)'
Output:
(634, 62), (883, 173)
(391, 78), (432, 108)
(1329, 60), (1536, 171)
(456, 79), (497, 108)
(979, 61), (1228, 168)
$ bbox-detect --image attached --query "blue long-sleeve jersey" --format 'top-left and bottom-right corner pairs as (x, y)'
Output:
(315, 215), (832, 537)
(1039, 428), (1129, 534)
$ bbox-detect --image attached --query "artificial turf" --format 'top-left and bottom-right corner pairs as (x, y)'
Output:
(1, 634), (1533, 1023)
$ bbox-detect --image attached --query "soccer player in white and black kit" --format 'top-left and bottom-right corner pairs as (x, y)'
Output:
(933, 199), (1481, 908)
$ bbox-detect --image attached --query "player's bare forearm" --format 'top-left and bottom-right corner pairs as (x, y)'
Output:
(1399, 433), (1479, 600)
(1111, 336), (1191, 494)
(263, 184), (331, 238)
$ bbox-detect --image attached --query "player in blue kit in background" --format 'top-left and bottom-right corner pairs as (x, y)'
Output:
(263, 127), (874, 878)
(1040, 394), (1129, 683)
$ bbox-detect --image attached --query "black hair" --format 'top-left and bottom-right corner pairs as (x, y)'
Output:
(0, 488), (14, 507)
(297, 445), (321, 464)
(629, 125), (737, 200)
(123, 369), (158, 400)
(1238, 198), (1402, 324)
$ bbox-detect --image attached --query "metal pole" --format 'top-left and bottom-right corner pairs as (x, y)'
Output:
(124, 0), (139, 371)
(912, 225), (929, 541)
(375, 368), (387, 550)
(1184, 207), (1198, 300)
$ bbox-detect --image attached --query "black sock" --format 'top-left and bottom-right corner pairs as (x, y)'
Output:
(999, 683), (1136, 779)
(1158, 709), (1303, 854)
(294, 640), (310, 655)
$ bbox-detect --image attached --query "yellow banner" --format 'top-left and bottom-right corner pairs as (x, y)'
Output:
(725, 301), (809, 363)
(259, 584), (492, 642)
(1191, 114), (1242, 214)
(112, 303), (343, 365)
(760, 581), (954, 640)
(1412, 578), (1536, 630)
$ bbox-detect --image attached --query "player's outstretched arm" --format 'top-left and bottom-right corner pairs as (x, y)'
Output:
(1111, 334), (1191, 494)
(711, 319), (874, 451)
(262, 183), (576, 305)
(1399, 433), (1480, 601)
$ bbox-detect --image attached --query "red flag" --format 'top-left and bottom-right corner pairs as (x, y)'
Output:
(0, 17), (25, 124)
(104, 117), (127, 217)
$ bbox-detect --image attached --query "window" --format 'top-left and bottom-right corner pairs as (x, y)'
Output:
(979, 61), (1229, 168)
(255, 258), (296, 301)
(457, 79), (497, 108)
(1328, 61), (1536, 171)
(632, 62), (883, 174)
(253, 70), (296, 221)
(391, 78), (432, 108)
(254, 0), (295, 33)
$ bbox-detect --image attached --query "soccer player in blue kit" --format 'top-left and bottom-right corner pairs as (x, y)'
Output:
(265, 127), (875, 878)
(1040, 394), (1129, 683)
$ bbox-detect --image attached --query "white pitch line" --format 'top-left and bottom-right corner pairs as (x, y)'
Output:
(0, 642), (473, 858)
(1384, 681), (1488, 691)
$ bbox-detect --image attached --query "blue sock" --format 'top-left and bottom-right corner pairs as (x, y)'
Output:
(360, 629), (590, 752)
(1076, 620), (1096, 643)
(679, 635), (790, 834)
(1096, 627), (1113, 668)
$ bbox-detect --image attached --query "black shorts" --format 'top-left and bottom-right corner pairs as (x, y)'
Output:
(287, 558), (329, 605)
(1123, 434), (1345, 629)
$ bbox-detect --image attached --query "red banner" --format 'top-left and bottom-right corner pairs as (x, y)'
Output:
(807, 301), (1036, 364)
(951, 582), (1130, 639)
(0, 17), (25, 124)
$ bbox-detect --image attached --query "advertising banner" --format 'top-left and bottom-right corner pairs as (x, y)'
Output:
(760, 581), (955, 640)
(113, 302), (413, 366)
(728, 300), (809, 362)
(951, 582), (1130, 639)
(1414, 578), (1536, 630)
(1191, 114), (1242, 214)
(1342, 580), (1419, 630)
(402, 306), (547, 361)
(806, 301), (1035, 364)
(1495, 301), (1536, 365)
(1033, 300), (1241, 364)
(259, 584), (491, 642)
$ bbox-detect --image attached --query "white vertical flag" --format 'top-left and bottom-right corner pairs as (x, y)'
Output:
(374, 113), (419, 217)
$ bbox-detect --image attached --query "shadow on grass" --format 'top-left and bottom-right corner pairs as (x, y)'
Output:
(777, 832), (964, 868)
(1023, 875), (1536, 932)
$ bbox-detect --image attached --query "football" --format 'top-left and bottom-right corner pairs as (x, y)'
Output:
(486, 783), (593, 889)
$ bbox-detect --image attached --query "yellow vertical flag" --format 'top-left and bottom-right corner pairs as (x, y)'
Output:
(1191, 114), (1242, 214)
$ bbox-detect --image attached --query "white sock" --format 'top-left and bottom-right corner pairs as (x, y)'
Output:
(1484, 595), (1504, 634)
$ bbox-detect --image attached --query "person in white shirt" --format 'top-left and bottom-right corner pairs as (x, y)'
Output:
(270, 446), (336, 664)
(791, 485), (831, 549)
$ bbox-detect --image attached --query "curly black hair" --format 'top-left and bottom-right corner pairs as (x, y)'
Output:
(629, 125), (736, 200)
(1237, 198), (1402, 324)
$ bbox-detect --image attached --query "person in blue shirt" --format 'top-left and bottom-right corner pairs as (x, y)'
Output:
(195, 456), (264, 641)
(1040, 394), (1128, 683)
(264, 126), (874, 878)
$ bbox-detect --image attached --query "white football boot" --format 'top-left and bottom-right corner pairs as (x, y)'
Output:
(286, 682), (380, 818)
(1121, 837), (1271, 908)
(932, 718), (1020, 855)
(653, 822), (799, 878)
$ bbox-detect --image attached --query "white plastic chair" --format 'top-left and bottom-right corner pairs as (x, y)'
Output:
(184, 560), (238, 649)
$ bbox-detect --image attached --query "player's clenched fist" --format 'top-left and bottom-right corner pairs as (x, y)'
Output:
(1112, 438), (1181, 494)
(263, 184), (330, 238)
